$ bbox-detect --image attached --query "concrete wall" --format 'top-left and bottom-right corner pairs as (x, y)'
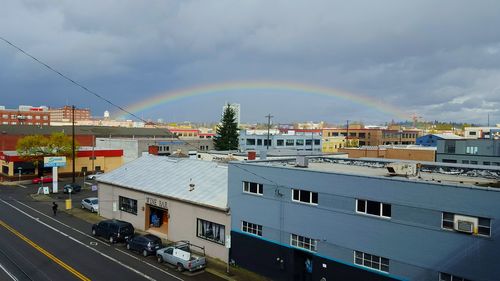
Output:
(437, 139), (500, 165)
(98, 183), (230, 262)
(96, 138), (139, 163)
(228, 162), (500, 281)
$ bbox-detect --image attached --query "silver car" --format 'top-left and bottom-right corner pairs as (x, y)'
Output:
(81, 197), (99, 212)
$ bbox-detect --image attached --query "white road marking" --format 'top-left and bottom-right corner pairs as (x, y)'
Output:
(114, 248), (179, 277)
(0, 262), (18, 281)
(13, 200), (110, 246)
(0, 199), (184, 281)
(16, 185), (27, 189)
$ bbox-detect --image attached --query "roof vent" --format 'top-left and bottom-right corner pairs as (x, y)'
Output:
(189, 178), (195, 191)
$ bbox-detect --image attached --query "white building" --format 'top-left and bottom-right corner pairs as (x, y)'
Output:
(97, 155), (230, 262)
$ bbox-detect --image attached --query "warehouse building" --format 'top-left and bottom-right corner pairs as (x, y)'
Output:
(97, 155), (230, 262)
(228, 157), (500, 281)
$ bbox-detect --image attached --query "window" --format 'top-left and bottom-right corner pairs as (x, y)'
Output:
(1, 114), (7, 118)
(197, 218), (225, 245)
(257, 139), (262, 146)
(439, 272), (472, 281)
(483, 161), (490, 165)
(333, 132), (339, 136)
(35, 116), (41, 120)
(286, 139), (294, 146)
(462, 160), (470, 164)
(354, 251), (389, 273)
(356, 199), (391, 218)
(314, 139), (320, 145)
(243, 181), (263, 195)
(263, 139), (270, 146)
(43, 116), (48, 120)
(246, 139), (255, 145)
(277, 139), (284, 146)
(359, 133), (366, 138)
(305, 139), (312, 145)
(470, 161), (478, 165)
(469, 131), (477, 136)
(442, 212), (454, 229)
(291, 233), (317, 252)
(296, 139), (304, 146)
(242, 221), (262, 236)
(442, 212), (491, 237)
(119, 196), (137, 215)
(292, 189), (318, 205)
(465, 146), (478, 154)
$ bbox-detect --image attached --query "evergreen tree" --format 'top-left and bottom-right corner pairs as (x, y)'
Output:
(214, 104), (239, 150)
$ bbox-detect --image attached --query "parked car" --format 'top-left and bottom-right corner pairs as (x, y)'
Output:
(86, 172), (103, 180)
(32, 176), (53, 184)
(81, 197), (99, 212)
(92, 219), (134, 243)
(156, 241), (206, 272)
(126, 234), (163, 257)
(63, 183), (82, 193)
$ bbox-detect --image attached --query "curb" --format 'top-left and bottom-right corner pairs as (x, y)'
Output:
(205, 268), (236, 281)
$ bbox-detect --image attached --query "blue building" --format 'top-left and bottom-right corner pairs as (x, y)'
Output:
(416, 133), (463, 147)
(228, 157), (500, 281)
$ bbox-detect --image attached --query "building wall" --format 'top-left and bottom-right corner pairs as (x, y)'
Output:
(239, 131), (322, 152)
(0, 108), (50, 126)
(338, 148), (386, 158)
(385, 148), (435, 162)
(98, 183), (230, 262)
(49, 106), (91, 122)
(437, 139), (500, 165)
(228, 163), (500, 281)
(96, 138), (140, 163)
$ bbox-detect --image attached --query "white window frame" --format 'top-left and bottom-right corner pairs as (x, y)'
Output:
(354, 250), (389, 273)
(290, 233), (317, 252)
(356, 199), (391, 219)
(292, 189), (318, 205)
(439, 272), (472, 281)
(243, 181), (263, 195)
(242, 221), (262, 236)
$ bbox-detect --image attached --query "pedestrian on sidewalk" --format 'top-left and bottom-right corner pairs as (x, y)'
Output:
(52, 202), (58, 216)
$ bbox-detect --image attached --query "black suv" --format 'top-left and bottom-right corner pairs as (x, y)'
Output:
(92, 219), (134, 243)
(126, 234), (163, 256)
(63, 183), (82, 193)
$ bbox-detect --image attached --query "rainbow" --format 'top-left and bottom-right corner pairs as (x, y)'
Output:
(116, 81), (408, 120)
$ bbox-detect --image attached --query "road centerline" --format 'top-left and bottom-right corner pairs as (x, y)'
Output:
(0, 219), (90, 281)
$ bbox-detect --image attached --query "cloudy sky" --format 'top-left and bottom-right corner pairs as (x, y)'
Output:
(1, 0), (499, 125)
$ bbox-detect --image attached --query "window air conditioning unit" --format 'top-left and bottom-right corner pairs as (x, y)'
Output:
(453, 215), (478, 234)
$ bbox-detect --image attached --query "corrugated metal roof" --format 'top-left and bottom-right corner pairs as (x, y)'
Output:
(97, 155), (228, 210)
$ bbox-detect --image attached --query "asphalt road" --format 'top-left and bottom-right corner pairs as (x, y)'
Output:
(0, 182), (223, 281)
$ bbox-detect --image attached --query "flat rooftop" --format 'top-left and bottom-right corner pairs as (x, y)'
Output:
(244, 157), (500, 189)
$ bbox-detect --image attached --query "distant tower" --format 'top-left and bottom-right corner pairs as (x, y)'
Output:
(223, 103), (240, 126)
(104, 110), (110, 119)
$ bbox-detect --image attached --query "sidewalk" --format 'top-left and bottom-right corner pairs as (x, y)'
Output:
(29, 191), (268, 281)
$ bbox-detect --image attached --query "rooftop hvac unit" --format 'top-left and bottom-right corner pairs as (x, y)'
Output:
(453, 215), (478, 234)
(386, 162), (418, 177)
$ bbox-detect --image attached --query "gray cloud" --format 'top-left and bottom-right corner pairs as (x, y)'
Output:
(1, 0), (500, 124)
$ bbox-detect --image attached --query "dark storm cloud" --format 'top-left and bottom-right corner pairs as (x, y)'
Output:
(1, 0), (500, 124)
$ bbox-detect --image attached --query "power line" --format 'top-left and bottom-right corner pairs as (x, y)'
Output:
(0, 36), (279, 185)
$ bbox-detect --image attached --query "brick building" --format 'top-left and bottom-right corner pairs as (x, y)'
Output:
(49, 106), (91, 122)
(0, 105), (50, 126)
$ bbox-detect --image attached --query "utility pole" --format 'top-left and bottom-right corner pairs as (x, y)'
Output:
(346, 120), (349, 147)
(72, 105), (76, 184)
(265, 114), (273, 150)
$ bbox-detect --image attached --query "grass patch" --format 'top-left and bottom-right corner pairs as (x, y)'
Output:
(30, 193), (53, 202)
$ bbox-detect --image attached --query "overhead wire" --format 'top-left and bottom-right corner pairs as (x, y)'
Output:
(0, 36), (275, 184)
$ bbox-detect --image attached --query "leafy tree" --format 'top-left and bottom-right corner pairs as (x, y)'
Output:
(214, 104), (239, 150)
(16, 132), (76, 176)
